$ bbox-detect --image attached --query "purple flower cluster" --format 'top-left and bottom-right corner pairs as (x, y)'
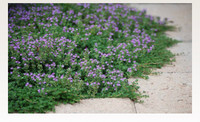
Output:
(8, 3), (166, 95)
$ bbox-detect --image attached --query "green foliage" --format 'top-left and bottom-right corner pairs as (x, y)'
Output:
(8, 3), (178, 113)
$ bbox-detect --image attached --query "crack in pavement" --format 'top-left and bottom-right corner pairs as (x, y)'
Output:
(134, 102), (138, 113)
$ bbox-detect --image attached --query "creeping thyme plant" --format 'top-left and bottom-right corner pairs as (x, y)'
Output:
(8, 3), (178, 113)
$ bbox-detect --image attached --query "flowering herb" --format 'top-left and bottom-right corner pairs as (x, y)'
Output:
(8, 3), (178, 113)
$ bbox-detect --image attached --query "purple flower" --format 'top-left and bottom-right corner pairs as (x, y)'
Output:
(116, 83), (121, 86)
(127, 68), (132, 72)
(25, 82), (29, 86)
(69, 10), (74, 15)
(53, 78), (58, 81)
(78, 12), (82, 16)
(29, 84), (32, 87)
(60, 75), (64, 79)
(38, 89), (40, 93)
(97, 31), (102, 35)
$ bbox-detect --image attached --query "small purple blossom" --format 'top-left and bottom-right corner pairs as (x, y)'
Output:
(60, 75), (64, 79)
(25, 82), (29, 86)
(127, 68), (132, 72)
(116, 83), (121, 86)
(86, 82), (89, 86)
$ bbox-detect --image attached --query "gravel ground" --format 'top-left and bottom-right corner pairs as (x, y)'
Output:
(47, 3), (192, 113)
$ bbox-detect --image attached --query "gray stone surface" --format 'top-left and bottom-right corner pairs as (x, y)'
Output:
(156, 42), (192, 73)
(129, 3), (192, 113)
(128, 3), (192, 42)
(47, 98), (136, 113)
(129, 72), (192, 113)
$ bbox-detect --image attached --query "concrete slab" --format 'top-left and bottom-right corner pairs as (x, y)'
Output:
(155, 43), (192, 73)
(47, 98), (136, 113)
(155, 55), (192, 73)
(128, 3), (192, 113)
(129, 72), (192, 113)
(128, 4), (192, 42)
(168, 42), (192, 55)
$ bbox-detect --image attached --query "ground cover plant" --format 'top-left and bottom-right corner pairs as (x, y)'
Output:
(8, 3), (178, 113)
